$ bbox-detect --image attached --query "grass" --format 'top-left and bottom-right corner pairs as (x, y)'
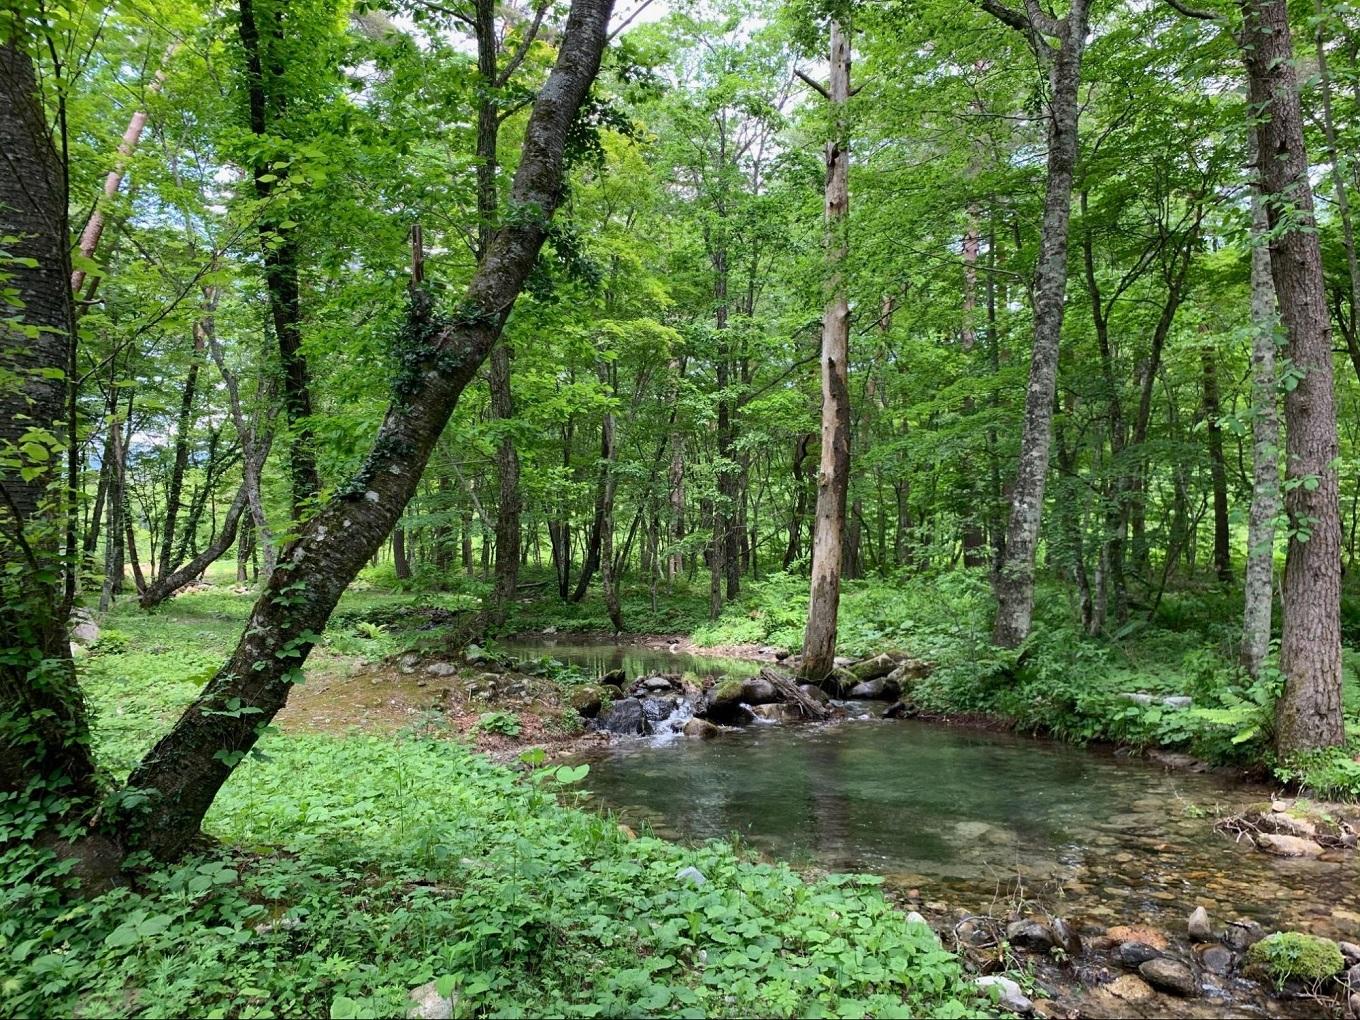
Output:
(2, 585), (987, 1020)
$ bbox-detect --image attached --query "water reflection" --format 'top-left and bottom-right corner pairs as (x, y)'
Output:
(499, 638), (761, 680)
(580, 719), (1360, 941)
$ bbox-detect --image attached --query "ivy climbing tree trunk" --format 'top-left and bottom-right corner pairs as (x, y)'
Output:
(1241, 0), (1344, 753)
(801, 18), (851, 682)
(118, 0), (616, 861)
(979, 0), (1091, 648)
(1241, 130), (1280, 680)
(0, 38), (99, 806)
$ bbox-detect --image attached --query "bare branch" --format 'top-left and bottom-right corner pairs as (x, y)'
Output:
(794, 68), (829, 100)
(496, 0), (549, 86)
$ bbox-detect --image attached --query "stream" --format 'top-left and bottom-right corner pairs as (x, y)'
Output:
(512, 639), (1360, 1014)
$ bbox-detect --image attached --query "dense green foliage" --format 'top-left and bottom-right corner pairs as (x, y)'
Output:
(3, 592), (982, 1018)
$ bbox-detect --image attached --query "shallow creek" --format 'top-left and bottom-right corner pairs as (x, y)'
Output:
(513, 640), (1360, 1015)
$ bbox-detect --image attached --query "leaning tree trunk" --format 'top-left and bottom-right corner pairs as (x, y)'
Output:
(119, 0), (616, 860)
(1241, 131), (1280, 680)
(0, 39), (99, 804)
(1242, 0), (1344, 753)
(801, 19), (852, 682)
(986, 0), (1090, 648)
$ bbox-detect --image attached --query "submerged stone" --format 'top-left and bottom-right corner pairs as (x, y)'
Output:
(1255, 833), (1324, 858)
(1138, 957), (1198, 997)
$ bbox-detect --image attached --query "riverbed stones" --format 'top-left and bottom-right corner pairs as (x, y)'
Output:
(640, 696), (676, 723)
(1138, 957), (1198, 997)
(1113, 941), (1163, 968)
(974, 975), (1033, 1015)
(1259, 811), (1318, 838)
(1255, 832), (1325, 857)
(848, 653), (897, 682)
(882, 700), (918, 719)
(1107, 925), (1169, 950)
(596, 697), (648, 736)
(568, 685), (605, 718)
(1187, 906), (1213, 940)
(798, 683), (830, 705)
(847, 676), (897, 700)
(1104, 974), (1156, 1004)
(681, 717), (719, 739)
(750, 703), (803, 723)
(1198, 944), (1234, 975)
(1222, 919), (1264, 951)
(1006, 918), (1057, 951)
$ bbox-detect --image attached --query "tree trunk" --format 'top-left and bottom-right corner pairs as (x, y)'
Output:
(140, 487), (249, 607)
(392, 525), (411, 580)
(1242, 132), (1280, 679)
(802, 19), (851, 681)
(988, 0), (1090, 648)
(0, 39), (99, 805)
(118, 0), (616, 860)
(158, 300), (212, 579)
(1201, 343), (1231, 582)
(238, 0), (319, 515)
(783, 432), (813, 568)
(1242, 0), (1344, 753)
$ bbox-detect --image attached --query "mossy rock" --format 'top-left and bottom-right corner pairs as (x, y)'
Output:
(1244, 932), (1345, 986)
(711, 678), (746, 705)
(568, 684), (607, 718)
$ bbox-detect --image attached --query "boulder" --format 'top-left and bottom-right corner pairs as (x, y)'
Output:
(675, 865), (707, 885)
(1006, 918), (1056, 952)
(847, 676), (898, 700)
(1222, 919), (1265, 951)
(70, 615), (100, 647)
(596, 698), (649, 736)
(750, 703), (804, 723)
(1349, 965), (1360, 996)
(464, 643), (488, 664)
(849, 653), (898, 682)
(1187, 906), (1213, 941)
(601, 668), (626, 688)
(1113, 941), (1163, 969)
(774, 649), (791, 661)
(882, 700), (918, 720)
(1349, 994), (1360, 1020)
(1106, 925), (1168, 950)
(407, 980), (456, 1020)
(640, 696), (676, 723)
(1256, 833), (1324, 858)
(1138, 958), (1198, 997)
(398, 652), (420, 675)
(681, 717), (719, 739)
(1051, 917), (1082, 956)
(1259, 811), (1318, 838)
(1245, 932), (1345, 984)
(640, 675), (675, 692)
(974, 975), (1033, 1015)
(1342, 943), (1360, 967)
(740, 676), (779, 704)
(1198, 944), (1234, 976)
(568, 685), (605, 718)
(797, 683), (831, 705)
(425, 661), (459, 677)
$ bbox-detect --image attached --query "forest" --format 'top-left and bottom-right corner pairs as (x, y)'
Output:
(5, 0), (1360, 1016)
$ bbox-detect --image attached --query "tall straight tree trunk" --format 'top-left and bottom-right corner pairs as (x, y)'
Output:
(1201, 343), (1231, 582)
(118, 0), (616, 860)
(783, 432), (813, 568)
(238, 0), (319, 516)
(1242, 0), (1344, 753)
(1242, 135), (1280, 678)
(392, 526), (411, 580)
(801, 19), (851, 682)
(158, 299), (212, 579)
(0, 39), (99, 804)
(983, 0), (1091, 648)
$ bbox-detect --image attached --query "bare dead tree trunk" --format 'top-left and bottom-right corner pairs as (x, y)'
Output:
(119, 0), (616, 860)
(1242, 0), (1344, 753)
(801, 19), (851, 681)
(982, 0), (1090, 648)
(1242, 131), (1280, 678)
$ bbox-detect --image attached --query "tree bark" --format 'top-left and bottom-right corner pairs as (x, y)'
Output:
(0, 39), (99, 803)
(1242, 131), (1280, 679)
(1201, 343), (1231, 582)
(1241, 0), (1345, 753)
(238, 0), (319, 515)
(140, 487), (250, 608)
(801, 19), (851, 681)
(985, 0), (1090, 648)
(158, 298), (213, 579)
(119, 0), (616, 860)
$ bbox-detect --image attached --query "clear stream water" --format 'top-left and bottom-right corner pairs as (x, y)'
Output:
(511, 640), (1360, 951)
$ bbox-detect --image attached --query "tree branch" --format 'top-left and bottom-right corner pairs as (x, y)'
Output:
(794, 68), (829, 100)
